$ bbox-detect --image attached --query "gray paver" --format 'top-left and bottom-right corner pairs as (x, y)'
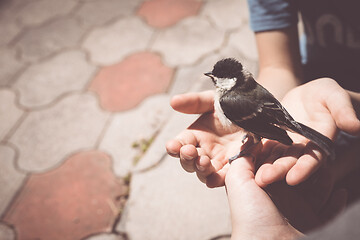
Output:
(168, 53), (220, 96)
(83, 17), (154, 65)
(0, 48), (24, 87)
(15, 0), (77, 27)
(0, 90), (23, 141)
(15, 17), (86, 62)
(99, 94), (172, 177)
(152, 16), (225, 67)
(118, 155), (231, 240)
(201, 0), (247, 30)
(9, 93), (109, 172)
(0, 145), (26, 217)
(0, 20), (21, 47)
(13, 50), (97, 108)
(75, 0), (142, 28)
(227, 26), (258, 61)
(0, 223), (15, 240)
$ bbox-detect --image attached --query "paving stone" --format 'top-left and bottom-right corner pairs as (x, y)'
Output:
(89, 52), (173, 112)
(75, 0), (141, 28)
(99, 94), (172, 177)
(117, 155), (232, 240)
(152, 17), (225, 66)
(133, 109), (199, 172)
(83, 17), (153, 65)
(85, 233), (126, 240)
(0, 48), (24, 87)
(137, 0), (202, 28)
(3, 150), (127, 240)
(168, 53), (220, 96)
(9, 93), (109, 172)
(0, 223), (15, 240)
(0, 145), (26, 217)
(0, 90), (23, 141)
(201, 0), (248, 30)
(15, 0), (77, 27)
(13, 50), (97, 108)
(227, 26), (258, 61)
(0, 19), (21, 46)
(15, 17), (86, 63)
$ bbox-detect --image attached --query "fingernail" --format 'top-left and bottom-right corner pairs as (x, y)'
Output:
(182, 153), (193, 161)
(196, 164), (205, 171)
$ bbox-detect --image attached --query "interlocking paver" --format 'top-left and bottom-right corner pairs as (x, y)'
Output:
(151, 17), (225, 66)
(201, 0), (247, 30)
(100, 94), (172, 177)
(227, 26), (258, 61)
(15, 17), (86, 62)
(9, 93), (109, 172)
(83, 17), (153, 65)
(13, 50), (97, 108)
(137, 0), (202, 28)
(117, 156), (231, 240)
(168, 54), (220, 95)
(0, 90), (23, 141)
(0, 20), (21, 47)
(0, 223), (15, 240)
(0, 145), (26, 216)
(0, 48), (24, 87)
(75, 0), (142, 28)
(15, 0), (77, 27)
(3, 150), (127, 240)
(89, 52), (173, 112)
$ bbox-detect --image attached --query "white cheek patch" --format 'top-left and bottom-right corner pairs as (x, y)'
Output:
(215, 77), (237, 91)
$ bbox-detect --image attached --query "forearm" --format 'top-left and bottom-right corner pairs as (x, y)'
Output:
(255, 27), (303, 99)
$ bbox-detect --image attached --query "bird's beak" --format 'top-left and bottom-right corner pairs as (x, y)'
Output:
(204, 72), (216, 85)
(204, 72), (213, 78)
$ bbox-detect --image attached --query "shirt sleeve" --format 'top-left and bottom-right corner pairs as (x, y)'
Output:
(247, 0), (298, 32)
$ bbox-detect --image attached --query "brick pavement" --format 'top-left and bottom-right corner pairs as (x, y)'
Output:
(0, 0), (257, 239)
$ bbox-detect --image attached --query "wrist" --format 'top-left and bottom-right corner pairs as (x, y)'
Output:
(231, 224), (304, 240)
(257, 67), (302, 100)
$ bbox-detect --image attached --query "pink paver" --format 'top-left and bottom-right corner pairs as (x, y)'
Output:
(137, 0), (202, 28)
(3, 151), (128, 240)
(89, 52), (174, 112)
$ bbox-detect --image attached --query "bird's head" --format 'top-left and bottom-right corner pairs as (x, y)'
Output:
(204, 58), (246, 91)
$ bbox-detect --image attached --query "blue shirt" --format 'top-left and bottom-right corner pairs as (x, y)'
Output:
(247, 0), (360, 91)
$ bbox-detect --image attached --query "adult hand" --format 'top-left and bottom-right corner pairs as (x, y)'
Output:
(166, 91), (247, 187)
(226, 155), (347, 239)
(255, 78), (360, 187)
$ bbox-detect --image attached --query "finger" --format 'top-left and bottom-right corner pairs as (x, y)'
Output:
(166, 130), (199, 158)
(195, 154), (218, 181)
(257, 156), (298, 187)
(170, 90), (214, 114)
(206, 163), (230, 188)
(286, 144), (324, 186)
(166, 139), (183, 157)
(179, 144), (198, 172)
(255, 145), (301, 187)
(326, 88), (360, 135)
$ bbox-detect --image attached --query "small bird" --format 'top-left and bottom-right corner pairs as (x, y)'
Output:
(204, 58), (335, 163)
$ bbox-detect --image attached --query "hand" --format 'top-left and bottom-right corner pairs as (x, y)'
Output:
(166, 91), (246, 187)
(226, 155), (347, 239)
(255, 78), (360, 187)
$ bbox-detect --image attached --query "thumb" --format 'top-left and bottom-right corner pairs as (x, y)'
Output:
(326, 88), (360, 136)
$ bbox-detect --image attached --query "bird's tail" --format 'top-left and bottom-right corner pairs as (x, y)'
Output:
(296, 122), (335, 161)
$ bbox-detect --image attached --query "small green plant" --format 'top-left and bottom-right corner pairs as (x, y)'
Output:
(131, 135), (155, 166)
